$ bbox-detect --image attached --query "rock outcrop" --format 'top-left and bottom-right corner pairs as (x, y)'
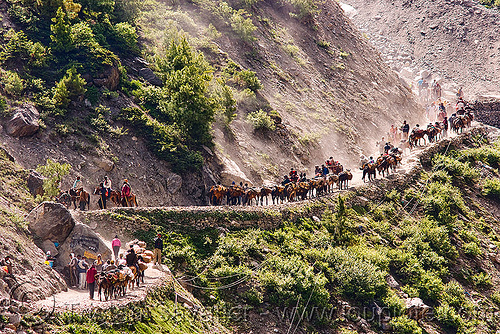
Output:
(26, 170), (45, 197)
(57, 223), (112, 267)
(93, 61), (120, 91)
(139, 67), (163, 86)
(3, 103), (39, 137)
(27, 202), (75, 244)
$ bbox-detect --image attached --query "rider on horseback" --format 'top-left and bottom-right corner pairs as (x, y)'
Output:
(289, 168), (298, 182)
(73, 176), (83, 191)
(121, 179), (131, 205)
(103, 176), (112, 198)
(411, 124), (420, 134)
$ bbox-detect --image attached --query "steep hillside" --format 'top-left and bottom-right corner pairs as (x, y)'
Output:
(138, 0), (422, 185)
(0, 0), (421, 207)
(343, 0), (500, 98)
(0, 149), (66, 303)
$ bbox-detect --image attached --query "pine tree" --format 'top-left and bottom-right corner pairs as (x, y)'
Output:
(50, 7), (73, 53)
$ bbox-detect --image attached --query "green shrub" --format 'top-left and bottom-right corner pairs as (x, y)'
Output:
(389, 316), (422, 334)
(53, 67), (87, 109)
(119, 107), (203, 173)
(110, 22), (139, 53)
(0, 29), (47, 68)
(2, 71), (25, 97)
(230, 11), (257, 42)
(285, 0), (319, 17)
(36, 158), (71, 200)
(462, 242), (481, 257)
(259, 254), (330, 308)
(490, 291), (500, 306)
(432, 154), (480, 185)
(247, 109), (275, 131)
(435, 303), (463, 329)
(472, 272), (492, 290)
(459, 146), (500, 168)
(482, 178), (500, 200)
(235, 69), (262, 91)
(0, 96), (8, 117)
(441, 281), (467, 309)
(415, 272), (444, 303)
(324, 247), (387, 301)
(422, 182), (468, 225)
(316, 40), (330, 48)
(383, 290), (406, 317)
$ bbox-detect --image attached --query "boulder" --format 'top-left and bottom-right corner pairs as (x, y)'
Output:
(93, 61), (120, 91)
(405, 297), (430, 320)
(166, 173), (183, 194)
(4, 103), (39, 137)
(57, 223), (112, 267)
(27, 170), (45, 197)
(97, 159), (114, 172)
(41, 240), (59, 257)
(27, 202), (75, 244)
(139, 68), (163, 86)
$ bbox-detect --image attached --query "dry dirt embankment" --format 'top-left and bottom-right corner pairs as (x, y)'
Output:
(343, 0), (500, 97)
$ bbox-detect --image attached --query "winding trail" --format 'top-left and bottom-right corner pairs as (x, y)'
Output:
(33, 122), (498, 314)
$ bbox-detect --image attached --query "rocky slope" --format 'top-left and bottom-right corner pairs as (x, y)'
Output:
(0, 0), (422, 208)
(343, 0), (500, 99)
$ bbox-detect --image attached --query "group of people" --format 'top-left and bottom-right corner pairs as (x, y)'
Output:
(280, 158), (343, 186)
(97, 175), (132, 209)
(417, 79), (443, 103)
(65, 234), (164, 300)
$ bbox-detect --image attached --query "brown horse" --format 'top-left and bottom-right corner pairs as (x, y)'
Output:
(243, 188), (259, 205)
(122, 193), (138, 207)
(93, 188), (122, 207)
(362, 163), (376, 182)
(70, 188), (90, 210)
(296, 181), (311, 200)
(409, 129), (427, 148)
(285, 183), (298, 202)
(310, 178), (326, 197)
(338, 170), (352, 190)
(209, 185), (227, 205)
(227, 186), (244, 205)
(327, 174), (339, 192)
(271, 185), (285, 204)
(259, 187), (272, 205)
(328, 164), (343, 175)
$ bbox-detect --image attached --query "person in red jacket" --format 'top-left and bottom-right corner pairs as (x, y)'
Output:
(86, 263), (97, 300)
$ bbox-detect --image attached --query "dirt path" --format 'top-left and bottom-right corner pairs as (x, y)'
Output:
(35, 264), (169, 313)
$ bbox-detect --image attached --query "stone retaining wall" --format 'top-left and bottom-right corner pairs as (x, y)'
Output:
(470, 99), (500, 128)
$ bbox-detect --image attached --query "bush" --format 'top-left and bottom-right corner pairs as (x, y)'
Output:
(53, 67), (87, 109)
(259, 254), (330, 308)
(422, 182), (469, 226)
(432, 154), (480, 185)
(110, 22), (139, 53)
(247, 110), (275, 131)
(459, 146), (500, 168)
(435, 303), (463, 329)
(389, 316), (423, 334)
(230, 11), (257, 42)
(0, 96), (8, 117)
(482, 178), (500, 200)
(324, 247), (387, 301)
(383, 290), (406, 317)
(286, 0), (319, 17)
(2, 71), (24, 97)
(36, 158), (71, 200)
(235, 69), (262, 91)
(119, 107), (203, 173)
(415, 272), (444, 303)
(441, 281), (467, 309)
(472, 272), (492, 290)
(462, 242), (481, 257)
(0, 29), (47, 68)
